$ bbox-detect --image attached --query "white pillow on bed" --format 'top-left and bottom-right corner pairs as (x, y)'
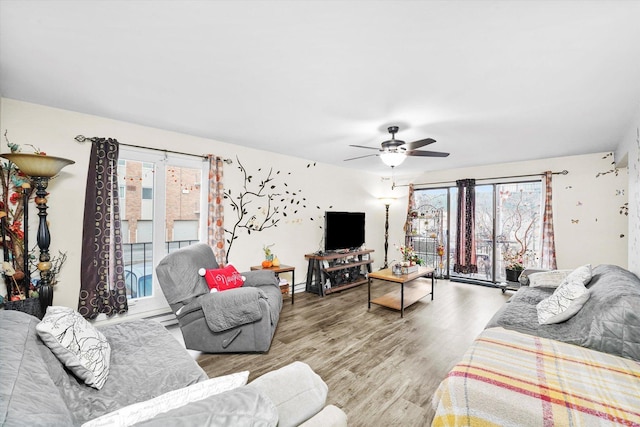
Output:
(563, 264), (593, 286)
(536, 280), (590, 325)
(82, 371), (249, 427)
(528, 270), (572, 288)
(528, 264), (592, 289)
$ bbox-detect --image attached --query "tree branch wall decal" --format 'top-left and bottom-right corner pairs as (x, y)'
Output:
(223, 157), (331, 263)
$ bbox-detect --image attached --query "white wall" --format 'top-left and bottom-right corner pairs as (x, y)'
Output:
(615, 102), (640, 277)
(2, 97), (631, 311)
(1, 98), (395, 309)
(394, 152), (629, 270)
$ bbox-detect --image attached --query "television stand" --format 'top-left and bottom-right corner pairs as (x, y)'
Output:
(304, 249), (374, 296)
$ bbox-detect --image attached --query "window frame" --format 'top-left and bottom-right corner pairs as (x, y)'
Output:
(413, 178), (543, 284)
(118, 146), (208, 317)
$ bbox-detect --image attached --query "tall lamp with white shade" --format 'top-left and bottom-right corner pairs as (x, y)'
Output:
(0, 153), (74, 307)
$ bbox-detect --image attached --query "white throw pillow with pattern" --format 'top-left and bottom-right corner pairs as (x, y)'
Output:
(36, 306), (111, 389)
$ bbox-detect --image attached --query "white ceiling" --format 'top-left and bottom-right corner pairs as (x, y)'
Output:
(1, 0), (640, 177)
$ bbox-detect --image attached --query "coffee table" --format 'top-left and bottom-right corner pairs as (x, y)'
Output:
(368, 266), (435, 317)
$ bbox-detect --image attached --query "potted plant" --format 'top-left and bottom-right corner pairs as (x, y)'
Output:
(0, 136), (68, 317)
(502, 248), (524, 282)
(0, 140), (34, 304)
(261, 243), (275, 268)
(498, 187), (540, 282)
(395, 244), (424, 274)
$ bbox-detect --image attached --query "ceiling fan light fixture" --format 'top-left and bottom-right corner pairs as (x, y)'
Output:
(380, 151), (406, 167)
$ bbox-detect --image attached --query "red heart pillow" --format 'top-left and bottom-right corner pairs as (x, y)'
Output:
(198, 265), (245, 292)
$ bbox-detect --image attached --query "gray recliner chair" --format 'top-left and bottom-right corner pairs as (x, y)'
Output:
(156, 243), (282, 353)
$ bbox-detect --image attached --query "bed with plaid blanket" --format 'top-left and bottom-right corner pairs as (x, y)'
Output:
(432, 327), (640, 426)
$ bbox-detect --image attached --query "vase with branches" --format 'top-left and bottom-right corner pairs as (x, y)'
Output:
(0, 133), (68, 305)
(0, 135), (36, 300)
(498, 187), (540, 279)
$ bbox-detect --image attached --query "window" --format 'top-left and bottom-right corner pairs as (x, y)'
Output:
(495, 182), (543, 281)
(413, 180), (543, 284)
(118, 147), (206, 316)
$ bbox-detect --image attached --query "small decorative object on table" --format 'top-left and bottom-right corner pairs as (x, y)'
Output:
(392, 262), (402, 276)
(401, 264), (419, 275)
(395, 244), (424, 275)
(261, 243), (275, 267)
(400, 244), (424, 264)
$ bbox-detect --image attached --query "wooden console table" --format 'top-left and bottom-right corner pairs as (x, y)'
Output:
(304, 249), (374, 296)
(368, 266), (434, 317)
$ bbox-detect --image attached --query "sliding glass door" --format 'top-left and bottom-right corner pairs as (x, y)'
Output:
(495, 181), (543, 282)
(414, 180), (542, 284)
(448, 184), (495, 282)
(411, 189), (449, 277)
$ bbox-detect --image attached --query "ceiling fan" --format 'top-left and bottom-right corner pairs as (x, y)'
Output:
(344, 126), (449, 167)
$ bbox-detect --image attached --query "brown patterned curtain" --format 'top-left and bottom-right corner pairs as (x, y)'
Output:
(78, 138), (128, 319)
(207, 155), (226, 265)
(454, 179), (478, 274)
(540, 171), (557, 269)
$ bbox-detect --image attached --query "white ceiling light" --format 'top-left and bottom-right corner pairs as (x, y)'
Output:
(379, 151), (406, 167)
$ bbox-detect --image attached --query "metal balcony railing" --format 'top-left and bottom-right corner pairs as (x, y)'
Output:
(122, 239), (198, 299)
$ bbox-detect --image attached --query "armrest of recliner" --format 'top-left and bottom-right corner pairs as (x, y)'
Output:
(248, 361), (331, 427)
(195, 287), (267, 332)
(241, 270), (279, 289)
(175, 298), (204, 319)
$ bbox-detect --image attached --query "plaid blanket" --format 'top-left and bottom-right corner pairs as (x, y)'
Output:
(432, 327), (640, 426)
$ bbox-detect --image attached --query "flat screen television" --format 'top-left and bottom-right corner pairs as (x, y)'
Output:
(324, 211), (365, 252)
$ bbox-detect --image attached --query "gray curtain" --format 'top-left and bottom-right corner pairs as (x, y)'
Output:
(78, 138), (128, 319)
(454, 179), (478, 274)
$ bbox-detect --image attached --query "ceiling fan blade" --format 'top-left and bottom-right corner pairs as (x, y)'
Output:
(349, 144), (380, 151)
(403, 138), (436, 150)
(406, 150), (450, 158)
(344, 153), (380, 161)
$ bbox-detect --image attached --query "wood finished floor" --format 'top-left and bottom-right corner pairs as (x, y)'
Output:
(195, 279), (511, 426)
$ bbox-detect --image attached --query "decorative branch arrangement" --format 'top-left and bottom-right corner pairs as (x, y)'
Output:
(498, 188), (539, 269)
(0, 132), (68, 303)
(1, 133), (35, 300)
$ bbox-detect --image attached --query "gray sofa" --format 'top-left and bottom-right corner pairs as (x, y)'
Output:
(486, 264), (640, 361)
(432, 264), (640, 424)
(156, 243), (282, 353)
(0, 310), (347, 426)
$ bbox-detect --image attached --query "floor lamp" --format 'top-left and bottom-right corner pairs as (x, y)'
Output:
(0, 153), (74, 308)
(379, 198), (395, 269)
